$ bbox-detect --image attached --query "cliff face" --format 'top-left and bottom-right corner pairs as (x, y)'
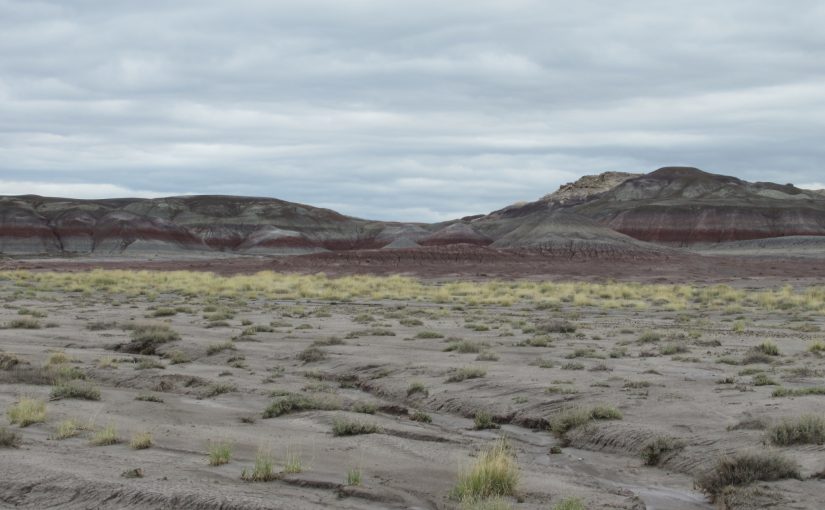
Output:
(569, 167), (825, 245)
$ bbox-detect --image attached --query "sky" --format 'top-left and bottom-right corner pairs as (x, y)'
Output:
(1, 1), (824, 221)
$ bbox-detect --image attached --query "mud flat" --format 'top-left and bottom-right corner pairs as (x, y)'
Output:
(1, 270), (824, 509)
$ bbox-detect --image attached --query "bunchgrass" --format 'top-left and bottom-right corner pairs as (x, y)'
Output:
(263, 393), (340, 418)
(7, 397), (46, 427)
(241, 447), (278, 481)
(695, 451), (800, 500)
(0, 427), (21, 447)
(331, 417), (381, 436)
(767, 415), (825, 446)
(90, 422), (120, 446)
(207, 440), (233, 465)
(446, 367), (487, 383)
(130, 431), (153, 449)
(50, 380), (101, 400)
(452, 439), (518, 500)
(346, 467), (362, 486)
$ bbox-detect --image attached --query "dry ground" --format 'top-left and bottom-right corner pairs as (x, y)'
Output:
(1, 271), (824, 509)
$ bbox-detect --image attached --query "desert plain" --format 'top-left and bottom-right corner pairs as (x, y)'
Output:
(1, 269), (824, 510)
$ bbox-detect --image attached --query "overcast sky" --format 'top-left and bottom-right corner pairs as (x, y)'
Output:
(1, 1), (824, 221)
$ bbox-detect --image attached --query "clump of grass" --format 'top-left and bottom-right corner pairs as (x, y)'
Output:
(312, 336), (345, 347)
(0, 352), (23, 370)
(135, 393), (164, 403)
(283, 451), (303, 474)
(165, 350), (190, 364)
(641, 436), (685, 465)
(331, 417), (381, 436)
(767, 415), (825, 445)
(0, 427), (21, 447)
(451, 439), (518, 501)
(416, 331), (444, 339)
(206, 341), (236, 356)
(552, 498), (585, 510)
(407, 381), (429, 397)
(346, 467), (362, 486)
(45, 351), (72, 366)
(90, 422), (120, 446)
(351, 401), (378, 414)
(207, 440), (233, 465)
(754, 341), (780, 356)
(7, 397), (46, 427)
(752, 374), (777, 386)
(410, 410), (432, 423)
(637, 331), (661, 344)
(808, 341), (825, 354)
(202, 382), (237, 398)
(151, 307), (176, 317)
(136, 358), (164, 370)
(536, 320), (576, 334)
(445, 340), (482, 353)
(549, 406), (622, 437)
(120, 324), (180, 355)
(446, 367), (487, 383)
(476, 351), (499, 361)
(51, 419), (85, 440)
(695, 451), (800, 501)
(560, 362), (584, 370)
(473, 410), (500, 430)
(6, 318), (41, 329)
(297, 346), (326, 363)
(130, 431), (153, 449)
(263, 393), (340, 418)
(241, 447), (278, 482)
(50, 380), (101, 401)
(772, 386), (825, 397)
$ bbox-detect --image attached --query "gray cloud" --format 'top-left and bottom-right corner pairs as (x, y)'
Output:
(1, 0), (824, 220)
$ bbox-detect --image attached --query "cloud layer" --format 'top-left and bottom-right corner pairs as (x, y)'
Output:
(2, 1), (824, 220)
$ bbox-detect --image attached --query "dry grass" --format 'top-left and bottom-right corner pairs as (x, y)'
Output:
(452, 439), (519, 501)
(0, 427), (21, 447)
(130, 431), (153, 449)
(241, 447), (278, 482)
(7, 397), (46, 427)
(767, 415), (825, 446)
(695, 451), (800, 500)
(207, 440), (233, 465)
(90, 422), (120, 446)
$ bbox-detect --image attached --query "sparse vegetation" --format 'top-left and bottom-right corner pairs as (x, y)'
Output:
(7, 397), (46, 427)
(767, 415), (825, 446)
(695, 451), (800, 500)
(641, 436), (685, 465)
(452, 439), (518, 501)
(90, 422), (120, 446)
(241, 447), (278, 482)
(50, 380), (101, 400)
(263, 393), (340, 418)
(331, 417), (381, 436)
(207, 440), (233, 465)
(120, 323), (180, 355)
(130, 431), (153, 449)
(0, 427), (21, 447)
(446, 366), (487, 383)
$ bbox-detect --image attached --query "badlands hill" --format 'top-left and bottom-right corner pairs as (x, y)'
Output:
(1, 167), (824, 257)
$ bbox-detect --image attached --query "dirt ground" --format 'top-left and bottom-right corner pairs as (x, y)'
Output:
(1, 269), (824, 509)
